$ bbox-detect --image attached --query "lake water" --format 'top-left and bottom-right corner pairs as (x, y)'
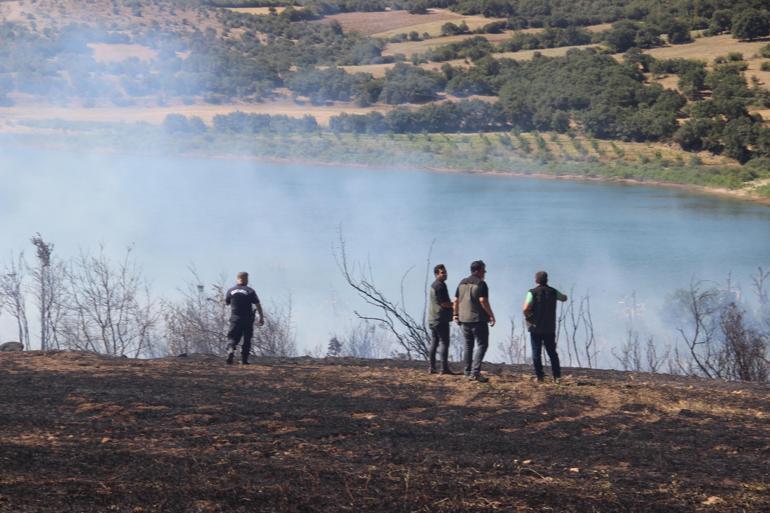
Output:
(2, 147), (769, 366)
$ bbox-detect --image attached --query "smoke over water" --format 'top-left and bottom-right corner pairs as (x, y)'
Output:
(2, 144), (770, 368)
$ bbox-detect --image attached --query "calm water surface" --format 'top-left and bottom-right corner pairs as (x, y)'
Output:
(2, 148), (769, 363)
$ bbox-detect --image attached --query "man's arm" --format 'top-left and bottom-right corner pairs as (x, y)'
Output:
(522, 291), (532, 314)
(556, 289), (568, 302)
(479, 297), (495, 327)
(254, 302), (264, 326)
(224, 289), (231, 305)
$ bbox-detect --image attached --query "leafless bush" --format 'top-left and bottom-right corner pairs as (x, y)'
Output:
(58, 246), (159, 357)
(720, 303), (768, 382)
(558, 289), (597, 368)
(498, 316), (528, 364)
(329, 321), (390, 359)
(335, 235), (430, 360)
(252, 299), (297, 357)
(0, 253), (30, 348)
(611, 330), (670, 373)
(163, 270), (229, 356)
(669, 278), (768, 382)
(164, 271), (296, 357)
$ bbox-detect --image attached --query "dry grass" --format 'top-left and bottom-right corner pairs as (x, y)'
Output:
(341, 60), (465, 77)
(641, 34), (770, 63)
(0, 99), (395, 127)
(225, 6), (288, 16)
(497, 44), (600, 61)
(384, 31), (516, 57)
(87, 43), (158, 63)
(316, 8), (462, 37)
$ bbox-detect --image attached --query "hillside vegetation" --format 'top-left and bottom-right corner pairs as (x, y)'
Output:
(1, 0), (770, 183)
(0, 351), (768, 513)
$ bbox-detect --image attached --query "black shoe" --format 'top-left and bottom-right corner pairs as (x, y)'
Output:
(226, 353), (234, 365)
(428, 368), (437, 374)
(240, 360), (250, 365)
(536, 376), (545, 383)
(440, 369), (458, 375)
(468, 374), (489, 383)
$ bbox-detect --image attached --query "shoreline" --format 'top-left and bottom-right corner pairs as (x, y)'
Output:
(225, 154), (770, 208)
(3, 133), (770, 207)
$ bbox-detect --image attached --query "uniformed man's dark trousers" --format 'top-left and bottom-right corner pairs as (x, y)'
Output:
(530, 332), (560, 380)
(429, 322), (451, 372)
(227, 317), (253, 363)
(462, 322), (488, 376)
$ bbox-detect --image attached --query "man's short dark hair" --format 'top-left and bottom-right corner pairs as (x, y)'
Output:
(470, 260), (486, 273)
(535, 271), (548, 285)
(237, 271), (249, 281)
(434, 264), (446, 275)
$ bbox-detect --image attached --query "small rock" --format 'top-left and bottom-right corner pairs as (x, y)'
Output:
(0, 341), (23, 352)
(702, 496), (724, 506)
(569, 467), (580, 473)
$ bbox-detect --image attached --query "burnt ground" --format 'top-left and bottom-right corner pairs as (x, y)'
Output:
(0, 352), (768, 513)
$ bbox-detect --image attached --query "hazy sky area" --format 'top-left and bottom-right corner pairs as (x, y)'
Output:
(2, 144), (770, 365)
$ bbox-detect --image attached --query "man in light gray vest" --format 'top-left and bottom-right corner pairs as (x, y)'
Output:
(453, 260), (496, 382)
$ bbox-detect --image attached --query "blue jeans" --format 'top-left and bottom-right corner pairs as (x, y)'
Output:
(462, 322), (489, 376)
(531, 332), (560, 380)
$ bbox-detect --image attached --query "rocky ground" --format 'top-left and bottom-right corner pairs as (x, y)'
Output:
(0, 351), (768, 512)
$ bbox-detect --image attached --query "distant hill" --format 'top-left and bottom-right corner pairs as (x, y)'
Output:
(1, 0), (769, 180)
(1, 351), (768, 512)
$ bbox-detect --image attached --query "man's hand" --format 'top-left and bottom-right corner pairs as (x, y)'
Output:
(489, 316), (496, 327)
(258, 318), (265, 327)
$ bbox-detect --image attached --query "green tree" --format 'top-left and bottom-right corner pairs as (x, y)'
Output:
(732, 9), (770, 41)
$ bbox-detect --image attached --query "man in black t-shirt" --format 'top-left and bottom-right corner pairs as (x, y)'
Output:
(523, 271), (568, 382)
(224, 271), (264, 365)
(453, 260), (496, 382)
(428, 264), (455, 375)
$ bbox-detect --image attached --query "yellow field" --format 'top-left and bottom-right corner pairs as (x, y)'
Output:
(225, 6), (287, 15)
(641, 34), (769, 62)
(373, 12), (507, 38)
(384, 32), (516, 57)
(87, 43), (158, 63)
(0, 100), (396, 127)
(341, 61), (465, 78)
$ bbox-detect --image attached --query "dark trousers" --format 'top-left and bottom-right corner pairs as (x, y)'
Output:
(462, 322), (489, 376)
(227, 317), (253, 362)
(530, 332), (560, 379)
(429, 322), (451, 371)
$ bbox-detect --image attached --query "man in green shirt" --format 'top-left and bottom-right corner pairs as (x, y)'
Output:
(454, 260), (496, 382)
(523, 271), (568, 382)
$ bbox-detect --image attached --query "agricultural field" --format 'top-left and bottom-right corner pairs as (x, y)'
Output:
(225, 6), (288, 16)
(87, 43), (158, 63)
(1, 351), (768, 513)
(383, 23), (612, 58)
(0, 100), (394, 127)
(317, 8), (505, 38)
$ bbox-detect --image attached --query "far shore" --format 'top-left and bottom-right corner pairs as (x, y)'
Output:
(3, 131), (770, 208)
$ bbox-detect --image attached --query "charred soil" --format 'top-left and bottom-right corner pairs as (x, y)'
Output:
(0, 352), (768, 512)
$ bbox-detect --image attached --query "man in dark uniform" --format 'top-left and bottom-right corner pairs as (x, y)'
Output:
(523, 271), (568, 382)
(453, 260), (496, 382)
(428, 264), (455, 375)
(225, 271), (264, 365)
